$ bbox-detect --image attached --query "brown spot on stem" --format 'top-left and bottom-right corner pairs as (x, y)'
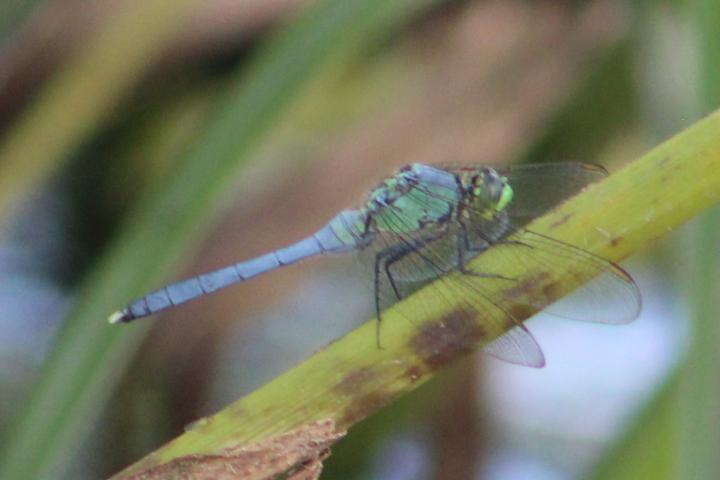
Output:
(334, 367), (377, 396)
(338, 390), (395, 426)
(405, 365), (424, 383)
(125, 420), (344, 480)
(409, 308), (486, 372)
(507, 303), (536, 321)
(501, 271), (552, 301)
(542, 280), (560, 300)
(333, 367), (397, 426)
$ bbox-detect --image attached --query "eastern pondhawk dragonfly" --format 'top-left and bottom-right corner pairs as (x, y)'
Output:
(109, 163), (640, 367)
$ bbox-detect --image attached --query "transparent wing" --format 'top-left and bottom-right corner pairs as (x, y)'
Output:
(498, 162), (607, 223)
(363, 206), (545, 368)
(437, 162), (639, 323)
(480, 228), (641, 324)
(439, 162), (608, 226)
(483, 325), (546, 367)
(359, 164), (638, 367)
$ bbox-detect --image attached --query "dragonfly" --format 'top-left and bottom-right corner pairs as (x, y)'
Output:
(109, 163), (641, 367)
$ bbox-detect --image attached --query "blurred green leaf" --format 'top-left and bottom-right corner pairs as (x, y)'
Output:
(0, 0), (39, 41)
(678, 2), (720, 479)
(0, 0), (198, 222)
(524, 41), (638, 163)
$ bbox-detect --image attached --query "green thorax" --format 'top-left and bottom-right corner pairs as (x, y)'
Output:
(323, 165), (515, 247)
(366, 165), (461, 234)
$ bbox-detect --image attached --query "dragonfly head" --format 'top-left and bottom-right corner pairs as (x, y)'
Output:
(468, 167), (513, 212)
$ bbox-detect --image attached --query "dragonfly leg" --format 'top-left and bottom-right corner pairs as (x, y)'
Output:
(382, 230), (450, 301)
(456, 219), (515, 280)
(373, 234), (445, 348)
(373, 244), (410, 348)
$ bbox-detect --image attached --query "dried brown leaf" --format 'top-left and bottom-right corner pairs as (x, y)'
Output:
(127, 419), (344, 480)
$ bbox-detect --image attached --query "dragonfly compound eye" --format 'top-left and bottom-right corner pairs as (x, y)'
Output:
(496, 181), (513, 211)
(479, 170), (513, 211)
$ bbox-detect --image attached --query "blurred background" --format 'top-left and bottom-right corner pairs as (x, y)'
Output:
(0, 0), (718, 479)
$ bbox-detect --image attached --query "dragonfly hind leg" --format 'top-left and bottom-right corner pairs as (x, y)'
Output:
(373, 235), (444, 347)
(456, 221), (521, 280)
(373, 242), (416, 348)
